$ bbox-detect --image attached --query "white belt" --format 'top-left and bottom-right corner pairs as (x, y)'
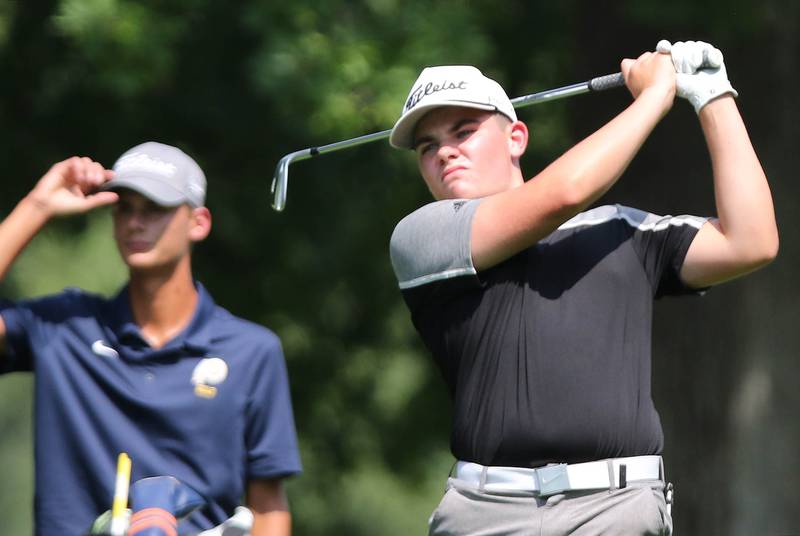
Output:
(453, 455), (662, 496)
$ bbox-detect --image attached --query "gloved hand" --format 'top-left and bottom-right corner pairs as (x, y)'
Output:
(656, 39), (738, 113)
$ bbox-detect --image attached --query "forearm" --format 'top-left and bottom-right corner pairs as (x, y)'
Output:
(251, 511), (291, 536)
(0, 195), (51, 282)
(473, 86), (673, 269)
(247, 478), (291, 536)
(540, 85), (673, 205)
(700, 97), (778, 260)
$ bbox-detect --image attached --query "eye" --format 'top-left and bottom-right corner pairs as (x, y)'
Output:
(417, 142), (437, 157)
(112, 202), (130, 216)
(143, 203), (171, 217)
(456, 128), (475, 140)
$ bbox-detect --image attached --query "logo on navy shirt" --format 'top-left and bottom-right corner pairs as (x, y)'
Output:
(191, 357), (229, 399)
(91, 340), (119, 359)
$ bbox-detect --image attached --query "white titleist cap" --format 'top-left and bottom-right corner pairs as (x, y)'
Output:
(389, 65), (517, 149)
(104, 141), (206, 207)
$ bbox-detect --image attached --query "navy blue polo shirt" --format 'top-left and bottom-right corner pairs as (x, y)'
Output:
(0, 283), (301, 536)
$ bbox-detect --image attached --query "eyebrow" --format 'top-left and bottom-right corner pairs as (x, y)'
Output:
(413, 117), (482, 150)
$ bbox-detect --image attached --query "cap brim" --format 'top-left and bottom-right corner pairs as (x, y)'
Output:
(389, 100), (497, 150)
(102, 176), (187, 207)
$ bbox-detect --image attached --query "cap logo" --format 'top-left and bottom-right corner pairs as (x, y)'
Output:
(115, 152), (177, 178)
(405, 79), (468, 112)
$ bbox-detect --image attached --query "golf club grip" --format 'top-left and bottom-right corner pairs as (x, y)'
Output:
(588, 72), (625, 92)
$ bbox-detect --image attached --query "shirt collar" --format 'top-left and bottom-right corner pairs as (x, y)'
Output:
(109, 281), (216, 356)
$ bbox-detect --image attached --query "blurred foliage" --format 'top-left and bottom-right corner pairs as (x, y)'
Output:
(0, 1), (797, 535)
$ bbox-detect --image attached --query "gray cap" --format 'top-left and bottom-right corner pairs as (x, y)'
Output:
(104, 142), (206, 207)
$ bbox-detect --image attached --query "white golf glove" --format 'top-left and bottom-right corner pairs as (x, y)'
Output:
(656, 39), (738, 113)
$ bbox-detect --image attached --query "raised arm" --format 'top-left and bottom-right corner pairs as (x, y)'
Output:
(0, 157), (116, 353)
(668, 42), (779, 287)
(471, 50), (677, 270)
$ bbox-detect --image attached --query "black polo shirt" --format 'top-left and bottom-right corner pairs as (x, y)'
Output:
(390, 201), (706, 467)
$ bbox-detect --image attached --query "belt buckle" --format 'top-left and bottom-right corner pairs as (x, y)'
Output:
(536, 463), (570, 496)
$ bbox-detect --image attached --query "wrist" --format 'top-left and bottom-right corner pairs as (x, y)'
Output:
(635, 84), (675, 117)
(697, 95), (740, 132)
(693, 87), (738, 115)
(20, 192), (55, 222)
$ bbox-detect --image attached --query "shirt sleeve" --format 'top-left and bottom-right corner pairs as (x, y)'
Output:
(389, 198), (483, 289)
(0, 290), (90, 374)
(244, 333), (302, 480)
(620, 205), (709, 297)
(0, 301), (31, 373)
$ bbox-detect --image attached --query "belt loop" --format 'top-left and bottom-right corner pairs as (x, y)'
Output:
(618, 464), (627, 488)
(606, 460), (617, 491)
(665, 482), (674, 516)
(479, 466), (488, 491)
(659, 456), (665, 481)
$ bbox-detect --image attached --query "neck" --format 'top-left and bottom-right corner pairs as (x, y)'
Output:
(127, 256), (198, 349)
(510, 159), (525, 188)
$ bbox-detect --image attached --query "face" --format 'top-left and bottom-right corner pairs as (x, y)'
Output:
(413, 107), (528, 200)
(112, 190), (208, 273)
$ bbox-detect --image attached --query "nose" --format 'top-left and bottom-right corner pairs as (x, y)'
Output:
(117, 209), (146, 232)
(437, 142), (459, 164)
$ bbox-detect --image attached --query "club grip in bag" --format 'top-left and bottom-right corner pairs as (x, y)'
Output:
(588, 72), (625, 92)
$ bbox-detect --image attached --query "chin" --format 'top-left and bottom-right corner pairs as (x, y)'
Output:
(123, 252), (159, 270)
(444, 183), (481, 200)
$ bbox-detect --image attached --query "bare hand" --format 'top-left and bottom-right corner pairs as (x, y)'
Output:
(620, 50), (676, 105)
(28, 157), (118, 217)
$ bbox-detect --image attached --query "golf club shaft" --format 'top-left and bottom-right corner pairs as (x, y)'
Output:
(271, 72), (625, 211)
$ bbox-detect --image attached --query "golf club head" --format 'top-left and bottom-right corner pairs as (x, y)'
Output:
(271, 154), (291, 212)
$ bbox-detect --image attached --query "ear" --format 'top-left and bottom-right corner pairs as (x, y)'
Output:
(188, 206), (212, 242)
(507, 120), (528, 159)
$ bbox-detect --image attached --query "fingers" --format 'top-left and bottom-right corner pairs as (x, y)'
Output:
(61, 156), (114, 192)
(32, 156), (116, 217)
(660, 40), (724, 74)
(620, 51), (656, 80)
(83, 190), (120, 210)
(620, 58), (635, 80)
(620, 48), (677, 113)
(620, 51), (675, 86)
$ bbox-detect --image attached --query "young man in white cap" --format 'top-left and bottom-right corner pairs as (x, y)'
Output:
(388, 41), (777, 534)
(0, 142), (301, 535)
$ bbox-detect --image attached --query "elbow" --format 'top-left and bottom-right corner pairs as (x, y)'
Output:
(555, 165), (618, 214)
(760, 224), (780, 265)
(760, 232), (780, 266)
(744, 231), (779, 271)
(555, 177), (594, 214)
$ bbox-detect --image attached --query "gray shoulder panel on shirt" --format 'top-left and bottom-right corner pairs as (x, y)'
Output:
(558, 204), (707, 232)
(390, 199), (482, 289)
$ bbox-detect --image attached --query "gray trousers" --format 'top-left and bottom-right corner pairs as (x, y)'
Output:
(428, 477), (673, 536)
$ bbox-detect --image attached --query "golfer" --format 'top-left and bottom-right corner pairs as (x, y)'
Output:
(0, 142), (301, 535)
(388, 40), (777, 535)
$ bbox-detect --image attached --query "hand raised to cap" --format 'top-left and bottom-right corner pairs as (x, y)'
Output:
(29, 156), (118, 217)
(657, 39), (738, 114)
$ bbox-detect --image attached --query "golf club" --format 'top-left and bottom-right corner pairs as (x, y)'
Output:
(270, 72), (625, 211)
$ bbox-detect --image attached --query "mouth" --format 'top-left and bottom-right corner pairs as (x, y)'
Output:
(441, 165), (466, 182)
(124, 240), (152, 253)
